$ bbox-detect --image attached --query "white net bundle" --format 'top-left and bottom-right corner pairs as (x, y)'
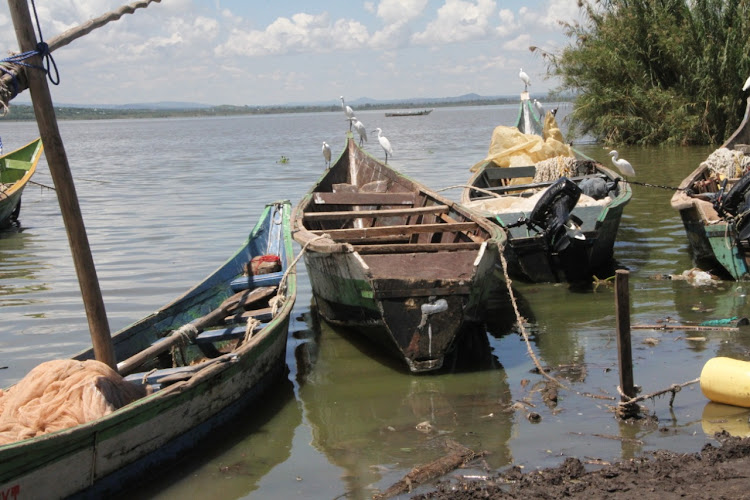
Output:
(702, 148), (750, 179)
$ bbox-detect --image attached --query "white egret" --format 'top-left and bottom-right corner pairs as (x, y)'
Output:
(743, 75), (750, 92)
(350, 117), (367, 146)
(373, 127), (393, 163)
(533, 99), (545, 120)
(322, 141), (331, 167)
(609, 150), (635, 178)
(340, 96), (354, 130)
(519, 68), (531, 91)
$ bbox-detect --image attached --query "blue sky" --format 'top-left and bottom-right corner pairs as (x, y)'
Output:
(0, 0), (584, 106)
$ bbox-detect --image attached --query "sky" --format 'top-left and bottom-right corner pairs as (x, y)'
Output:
(0, 0), (586, 106)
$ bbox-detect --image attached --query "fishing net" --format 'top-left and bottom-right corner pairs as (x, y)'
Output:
(702, 147), (750, 179)
(0, 359), (146, 445)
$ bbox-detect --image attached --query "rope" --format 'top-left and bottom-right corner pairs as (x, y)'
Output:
(243, 317), (262, 342)
(497, 249), (567, 389)
(435, 184), (503, 199)
(270, 233), (330, 317)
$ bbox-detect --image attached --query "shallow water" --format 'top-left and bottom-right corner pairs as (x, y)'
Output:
(2, 105), (750, 499)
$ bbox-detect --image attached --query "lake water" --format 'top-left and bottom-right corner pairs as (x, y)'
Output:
(2, 105), (750, 499)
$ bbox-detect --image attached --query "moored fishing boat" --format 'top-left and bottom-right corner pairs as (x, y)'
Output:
(0, 201), (297, 498)
(670, 98), (750, 280)
(385, 109), (433, 117)
(0, 138), (43, 229)
(292, 134), (505, 373)
(461, 94), (632, 283)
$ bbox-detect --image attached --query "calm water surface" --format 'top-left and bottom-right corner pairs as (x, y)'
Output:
(2, 106), (750, 499)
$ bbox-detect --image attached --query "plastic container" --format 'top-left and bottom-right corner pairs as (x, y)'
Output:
(700, 357), (750, 408)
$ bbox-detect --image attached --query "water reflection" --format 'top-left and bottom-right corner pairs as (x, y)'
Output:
(0, 228), (49, 303)
(294, 309), (513, 499)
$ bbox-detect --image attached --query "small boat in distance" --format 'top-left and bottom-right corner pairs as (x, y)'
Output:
(292, 134), (504, 373)
(0, 201), (297, 498)
(671, 97), (750, 280)
(0, 138), (43, 229)
(385, 108), (433, 117)
(461, 94), (631, 283)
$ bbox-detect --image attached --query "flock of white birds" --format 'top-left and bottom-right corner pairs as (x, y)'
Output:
(324, 72), (750, 178)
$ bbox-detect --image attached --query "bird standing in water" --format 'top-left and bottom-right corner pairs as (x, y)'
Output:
(519, 68), (531, 91)
(322, 141), (331, 167)
(373, 127), (393, 163)
(609, 150), (635, 178)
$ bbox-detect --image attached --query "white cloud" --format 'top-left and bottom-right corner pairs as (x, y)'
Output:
(375, 0), (428, 24)
(502, 33), (532, 52)
(520, 0), (581, 30)
(411, 0), (496, 45)
(215, 13), (369, 57)
(495, 9), (519, 37)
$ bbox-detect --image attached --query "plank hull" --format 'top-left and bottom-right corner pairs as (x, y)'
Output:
(0, 139), (43, 229)
(293, 135), (504, 373)
(0, 201), (297, 498)
(670, 97), (750, 280)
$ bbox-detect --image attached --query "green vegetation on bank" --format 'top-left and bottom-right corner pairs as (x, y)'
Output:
(0, 96), (532, 122)
(544, 0), (750, 146)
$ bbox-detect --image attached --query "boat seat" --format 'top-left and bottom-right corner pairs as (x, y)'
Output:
(303, 205), (450, 221)
(313, 192), (416, 206)
(309, 221), (478, 242)
(229, 271), (284, 292)
(484, 165), (537, 181)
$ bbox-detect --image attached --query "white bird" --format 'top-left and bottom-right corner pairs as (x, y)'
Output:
(340, 95), (354, 130)
(609, 150), (636, 178)
(350, 117), (367, 146)
(533, 99), (545, 120)
(743, 75), (750, 92)
(322, 141), (331, 167)
(373, 127), (393, 163)
(519, 68), (531, 91)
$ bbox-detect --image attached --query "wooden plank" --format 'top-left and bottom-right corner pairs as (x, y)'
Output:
(303, 205), (449, 221)
(310, 222), (477, 240)
(475, 174), (605, 196)
(485, 165), (536, 180)
(353, 242), (482, 254)
(313, 192), (415, 205)
(439, 213), (483, 243)
(373, 286), (471, 299)
(224, 306), (274, 324)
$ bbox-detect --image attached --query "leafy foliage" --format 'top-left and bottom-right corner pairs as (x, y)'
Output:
(544, 0), (750, 145)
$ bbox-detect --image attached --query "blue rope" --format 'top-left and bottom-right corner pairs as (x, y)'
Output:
(0, 0), (59, 97)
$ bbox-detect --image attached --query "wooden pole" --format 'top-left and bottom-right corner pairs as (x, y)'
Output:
(8, 0), (117, 370)
(615, 269), (638, 418)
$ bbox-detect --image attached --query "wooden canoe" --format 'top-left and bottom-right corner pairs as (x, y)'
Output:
(670, 97), (750, 280)
(461, 95), (632, 283)
(292, 134), (505, 373)
(0, 138), (43, 229)
(0, 201), (297, 498)
(385, 109), (433, 117)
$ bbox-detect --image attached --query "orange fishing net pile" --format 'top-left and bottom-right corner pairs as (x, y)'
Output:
(0, 359), (145, 445)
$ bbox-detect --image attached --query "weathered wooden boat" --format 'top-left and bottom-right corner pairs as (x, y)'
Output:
(670, 97), (750, 280)
(385, 108), (433, 117)
(0, 200), (297, 498)
(461, 94), (632, 283)
(0, 138), (43, 229)
(292, 134), (505, 373)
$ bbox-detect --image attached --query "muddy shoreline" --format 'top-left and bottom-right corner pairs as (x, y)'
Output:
(413, 432), (750, 499)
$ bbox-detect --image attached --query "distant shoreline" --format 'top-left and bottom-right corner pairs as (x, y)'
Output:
(0, 96), (569, 121)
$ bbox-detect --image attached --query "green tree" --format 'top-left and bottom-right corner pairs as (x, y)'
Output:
(542, 0), (750, 145)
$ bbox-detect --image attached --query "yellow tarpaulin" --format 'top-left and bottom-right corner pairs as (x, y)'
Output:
(470, 113), (574, 173)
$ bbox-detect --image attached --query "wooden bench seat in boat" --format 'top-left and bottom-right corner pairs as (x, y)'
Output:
(302, 205), (450, 221)
(483, 165), (537, 181)
(312, 192), (416, 206)
(229, 271), (284, 292)
(308, 222), (478, 242)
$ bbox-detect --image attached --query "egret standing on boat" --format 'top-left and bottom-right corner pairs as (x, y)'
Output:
(609, 150), (635, 178)
(340, 96), (354, 130)
(322, 141), (331, 167)
(350, 117), (367, 146)
(519, 68), (531, 91)
(533, 99), (545, 120)
(373, 127), (393, 163)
